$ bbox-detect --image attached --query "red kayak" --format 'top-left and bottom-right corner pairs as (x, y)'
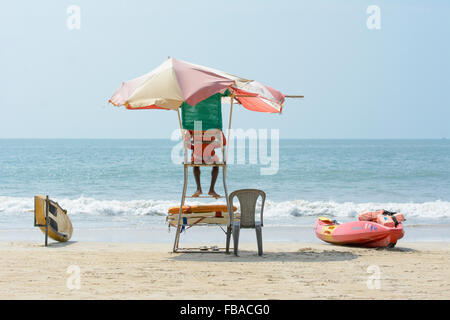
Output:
(314, 216), (404, 248)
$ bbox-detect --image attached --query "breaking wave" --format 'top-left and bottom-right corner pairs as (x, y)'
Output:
(263, 199), (450, 219)
(1, 196), (450, 221)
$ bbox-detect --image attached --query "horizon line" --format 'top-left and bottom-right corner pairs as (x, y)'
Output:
(0, 138), (448, 140)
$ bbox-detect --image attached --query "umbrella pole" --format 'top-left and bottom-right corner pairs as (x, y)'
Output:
(177, 108), (187, 163)
(226, 94), (234, 164)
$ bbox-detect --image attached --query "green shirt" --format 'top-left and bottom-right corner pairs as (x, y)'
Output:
(181, 90), (229, 131)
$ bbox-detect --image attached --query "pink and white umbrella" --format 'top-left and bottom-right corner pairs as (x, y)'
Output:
(109, 58), (289, 113)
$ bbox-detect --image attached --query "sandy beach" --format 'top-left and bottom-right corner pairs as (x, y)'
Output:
(1, 241), (449, 300)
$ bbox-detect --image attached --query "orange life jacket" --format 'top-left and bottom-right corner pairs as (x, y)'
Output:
(358, 210), (405, 227)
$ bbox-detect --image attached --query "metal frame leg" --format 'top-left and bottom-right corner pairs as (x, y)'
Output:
(45, 195), (49, 247)
(222, 165), (233, 254)
(173, 165), (188, 252)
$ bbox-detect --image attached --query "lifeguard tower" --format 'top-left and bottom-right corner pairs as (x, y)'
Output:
(172, 90), (235, 253)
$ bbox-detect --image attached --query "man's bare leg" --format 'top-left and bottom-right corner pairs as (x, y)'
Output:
(208, 166), (220, 199)
(192, 167), (202, 197)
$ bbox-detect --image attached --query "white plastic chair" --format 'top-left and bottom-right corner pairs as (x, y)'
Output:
(226, 189), (266, 256)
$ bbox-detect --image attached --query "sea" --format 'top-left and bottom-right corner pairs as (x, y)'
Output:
(1, 139), (449, 243)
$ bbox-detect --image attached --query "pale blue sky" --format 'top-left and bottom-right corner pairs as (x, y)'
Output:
(0, 0), (449, 139)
